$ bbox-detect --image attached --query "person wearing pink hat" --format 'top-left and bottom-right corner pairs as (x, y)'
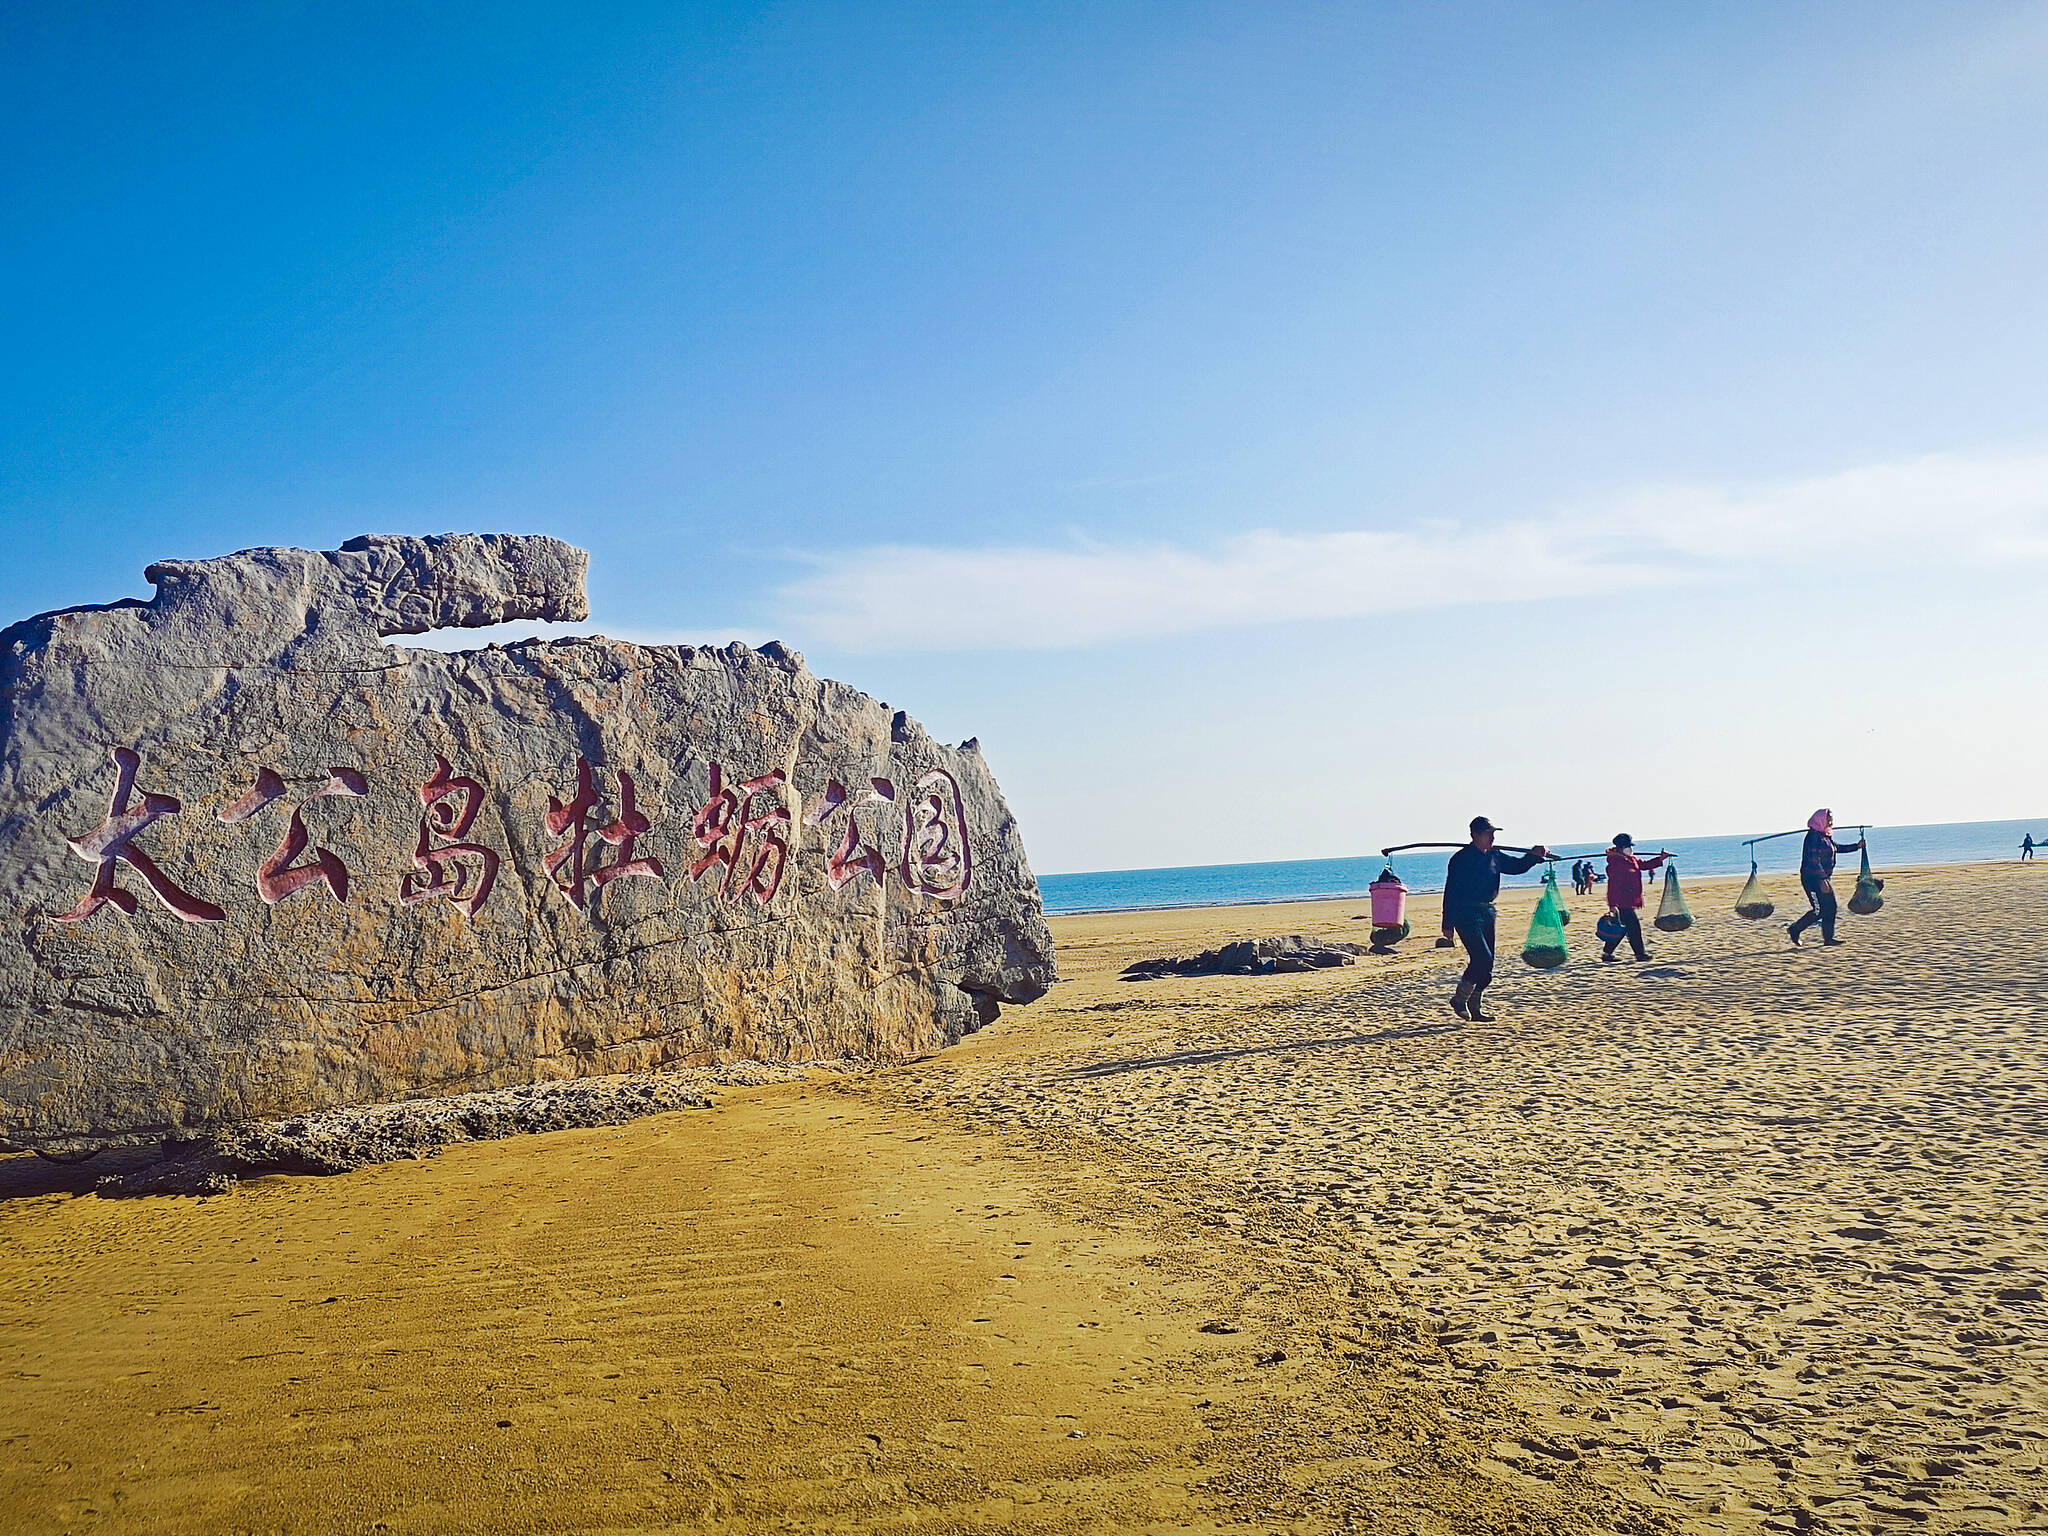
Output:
(1788, 808), (1865, 947)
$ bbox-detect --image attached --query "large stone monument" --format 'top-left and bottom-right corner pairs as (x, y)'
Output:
(0, 535), (1056, 1156)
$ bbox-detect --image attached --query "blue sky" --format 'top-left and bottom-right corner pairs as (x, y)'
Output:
(6, 3), (2047, 872)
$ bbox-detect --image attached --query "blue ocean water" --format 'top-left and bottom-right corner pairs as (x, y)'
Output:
(1037, 817), (2047, 915)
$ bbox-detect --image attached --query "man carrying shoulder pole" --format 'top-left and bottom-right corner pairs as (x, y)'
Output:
(1440, 816), (1552, 1023)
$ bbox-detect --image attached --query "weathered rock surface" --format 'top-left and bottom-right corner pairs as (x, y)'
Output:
(1120, 935), (1368, 980)
(0, 534), (1056, 1153)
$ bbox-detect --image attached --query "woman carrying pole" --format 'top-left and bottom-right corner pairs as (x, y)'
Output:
(1601, 834), (1671, 962)
(1788, 808), (1865, 947)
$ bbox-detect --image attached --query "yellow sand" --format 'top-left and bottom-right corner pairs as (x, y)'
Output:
(3, 862), (2044, 1533)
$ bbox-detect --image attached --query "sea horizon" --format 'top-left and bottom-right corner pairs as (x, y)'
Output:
(1036, 814), (2047, 916)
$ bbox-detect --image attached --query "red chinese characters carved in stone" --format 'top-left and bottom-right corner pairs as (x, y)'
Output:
(899, 769), (972, 900)
(53, 747), (227, 924)
(804, 776), (897, 894)
(543, 757), (664, 911)
(219, 765), (368, 905)
(688, 762), (792, 904)
(400, 755), (499, 917)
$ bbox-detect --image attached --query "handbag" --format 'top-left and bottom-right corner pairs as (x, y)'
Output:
(1595, 908), (1627, 945)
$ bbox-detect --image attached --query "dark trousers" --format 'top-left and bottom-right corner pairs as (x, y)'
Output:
(1789, 881), (1837, 943)
(1602, 906), (1648, 960)
(1449, 908), (1496, 992)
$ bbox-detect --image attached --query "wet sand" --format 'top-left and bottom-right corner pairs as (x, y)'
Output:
(3, 861), (2044, 1532)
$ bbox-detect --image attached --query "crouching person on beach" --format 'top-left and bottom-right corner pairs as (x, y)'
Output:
(1441, 816), (1551, 1023)
(1601, 833), (1670, 963)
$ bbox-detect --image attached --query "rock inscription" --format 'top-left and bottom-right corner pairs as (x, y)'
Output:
(0, 534), (1056, 1153)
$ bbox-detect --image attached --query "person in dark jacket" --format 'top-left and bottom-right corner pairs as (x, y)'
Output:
(1439, 816), (1551, 1022)
(1788, 807), (1865, 946)
(1601, 834), (1671, 962)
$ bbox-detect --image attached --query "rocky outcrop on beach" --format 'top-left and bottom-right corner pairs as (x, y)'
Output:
(0, 534), (1056, 1154)
(1121, 934), (1367, 980)
(91, 1060), (855, 1196)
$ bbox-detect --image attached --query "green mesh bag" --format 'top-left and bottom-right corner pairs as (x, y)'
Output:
(1654, 864), (1694, 932)
(1847, 843), (1885, 915)
(1521, 881), (1569, 969)
(1542, 867), (1571, 925)
(1735, 860), (1774, 920)
(1369, 919), (1411, 948)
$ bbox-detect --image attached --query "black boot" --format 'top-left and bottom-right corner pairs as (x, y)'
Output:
(1467, 989), (1496, 1023)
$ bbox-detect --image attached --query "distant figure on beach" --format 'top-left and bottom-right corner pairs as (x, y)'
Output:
(2024, 833), (2036, 862)
(1601, 834), (1671, 963)
(1788, 808), (1866, 947)
(1440, 816), (1551, 1023)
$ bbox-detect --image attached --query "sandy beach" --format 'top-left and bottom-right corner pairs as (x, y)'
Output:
(4, 860), (2044, 1533)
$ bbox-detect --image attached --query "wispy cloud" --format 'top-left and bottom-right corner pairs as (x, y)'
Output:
(1598, 452), (2048, 566)
(774, 525), (1673, 654)
(773, 452), (2048, 653)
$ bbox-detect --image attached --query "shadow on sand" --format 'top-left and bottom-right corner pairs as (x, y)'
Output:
(1062, 1020), (1465, 1080)
(0, 1144), (170, 1204)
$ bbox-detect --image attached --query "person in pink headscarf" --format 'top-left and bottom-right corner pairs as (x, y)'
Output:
(1788, 808), (1865, 946)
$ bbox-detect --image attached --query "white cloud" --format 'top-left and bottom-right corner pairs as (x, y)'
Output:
(1602, 452), (2048, 565)
(773, 451), (2048, 653)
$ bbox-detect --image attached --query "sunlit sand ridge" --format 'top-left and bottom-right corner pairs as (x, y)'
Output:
(3, 861), (2042, 1532)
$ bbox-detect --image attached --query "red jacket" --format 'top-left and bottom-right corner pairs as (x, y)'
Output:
(1605, 847), (1670, 909)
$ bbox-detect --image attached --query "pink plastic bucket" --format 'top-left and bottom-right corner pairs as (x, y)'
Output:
(1369, 872), (1407, 928)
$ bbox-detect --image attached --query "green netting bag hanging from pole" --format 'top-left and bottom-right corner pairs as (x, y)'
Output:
(1654, 863), (1694, 932)
(1734, 860), (1774, 920)
(1847, 838), (1885, 915)
(1521, 880), (1569, 969)
(1542, 866), (1571, 925)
